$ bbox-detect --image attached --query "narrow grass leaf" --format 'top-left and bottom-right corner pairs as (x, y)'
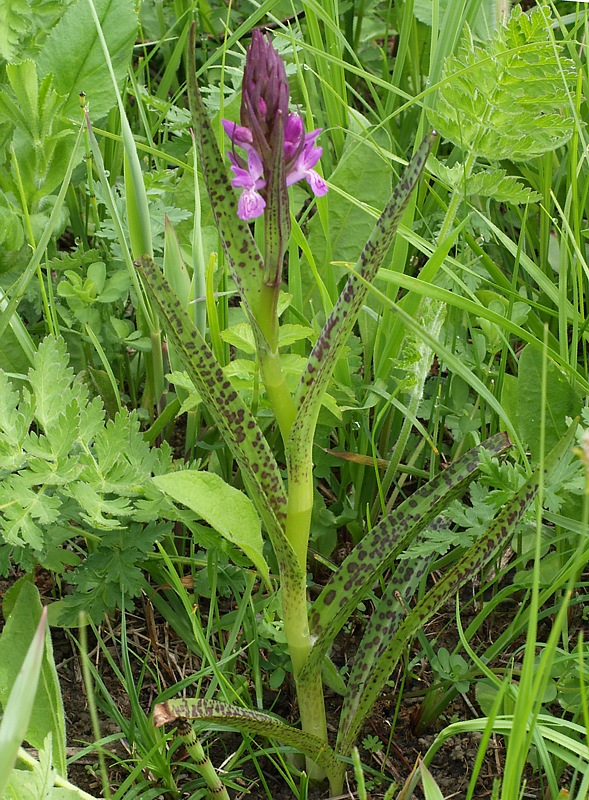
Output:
(337, 422), (577, 755)
(153, 698), (340, 776)
(420, 760), (445, 800)
(374, 269), (589, 394)
(299, 433), (510, 686)
(0, 579), (66, 776)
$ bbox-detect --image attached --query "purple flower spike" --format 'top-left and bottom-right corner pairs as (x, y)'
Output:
(222, 30), (327, 221)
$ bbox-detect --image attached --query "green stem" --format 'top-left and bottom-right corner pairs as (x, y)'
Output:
(281, 563), (328, 781)
(177, 720), (230, 800)
(437, 150), (476, 243)
(283, 437), (329, 781)
(259, 348), (296, 443)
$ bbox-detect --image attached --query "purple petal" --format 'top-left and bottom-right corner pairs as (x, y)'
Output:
(238, 188), (266, 220)
(306, 170), (328, 196)
(284, 113), (303, 144)
(285, 139), (327, 196)
(222, 119), (254, 150)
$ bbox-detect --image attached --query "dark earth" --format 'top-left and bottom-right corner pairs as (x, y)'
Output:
(2, 564), (574, 800)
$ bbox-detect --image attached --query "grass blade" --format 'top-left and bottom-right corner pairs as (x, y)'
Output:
(0, 608), (47, 795)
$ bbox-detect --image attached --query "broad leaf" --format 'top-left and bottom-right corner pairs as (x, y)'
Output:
(5, 738), (85, 800)
(336, 423), (577, 756)
(153, 471), (269, 585)
(299, 433), (510, 687)
(37, 0), (138, 119)
(304, 110), (392, 281)
(504, 344), (583, 464)
(153, 698), (339, 776)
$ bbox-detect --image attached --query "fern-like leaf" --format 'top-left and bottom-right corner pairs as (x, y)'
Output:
(0, 0), (32, 62)
(428, 6), (575, 161)
(429, 155), (540, 204)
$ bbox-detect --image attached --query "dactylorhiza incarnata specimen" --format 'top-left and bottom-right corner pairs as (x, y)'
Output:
(222, 31), (328, 239)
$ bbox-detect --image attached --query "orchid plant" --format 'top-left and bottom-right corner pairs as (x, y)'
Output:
(141, 27), (574, 797)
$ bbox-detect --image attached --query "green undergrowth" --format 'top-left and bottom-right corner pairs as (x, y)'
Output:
(0, 0), (588, 798)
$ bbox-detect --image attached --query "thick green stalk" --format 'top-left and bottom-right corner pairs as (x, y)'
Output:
(283, 418), (329, 781)
(282, 569), (327, 781)
(259, 349), (297, 442)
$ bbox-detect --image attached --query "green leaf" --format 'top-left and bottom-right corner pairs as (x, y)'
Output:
(0, 371), (28, 456)
(37, 0), (138, 119)
(0, 605), (45, 796)
(428, 156), (540, 204)
(27, 336), (75, 433)
(0, 62), (76, 205)
(0, 579), (66, 777)
(413, 0), (504, 40)
(336, 423), (576, 756)
(420, 761), (445, 800)
(299, 433), (510, 688)
(293, 133), (435, 419)
(427, 6), (575, 161)
(506, 344), (583, 463)
(152, 698), (339, 777)
(304, 111), (392, 280)
(153, 471), (269, 585)
(0, 0), (31, 62)
(138, 256), (301, 588)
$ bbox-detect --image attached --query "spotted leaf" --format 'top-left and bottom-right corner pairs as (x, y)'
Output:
(138, 256), (302, 589)
(298, 433), (510, 688)
(153, 698), (340, 776)
(336, 422), (577, 756)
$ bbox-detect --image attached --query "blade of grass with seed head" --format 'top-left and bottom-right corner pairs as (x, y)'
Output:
(336, 422), (577, 761)
(297, 432), (510, 688)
